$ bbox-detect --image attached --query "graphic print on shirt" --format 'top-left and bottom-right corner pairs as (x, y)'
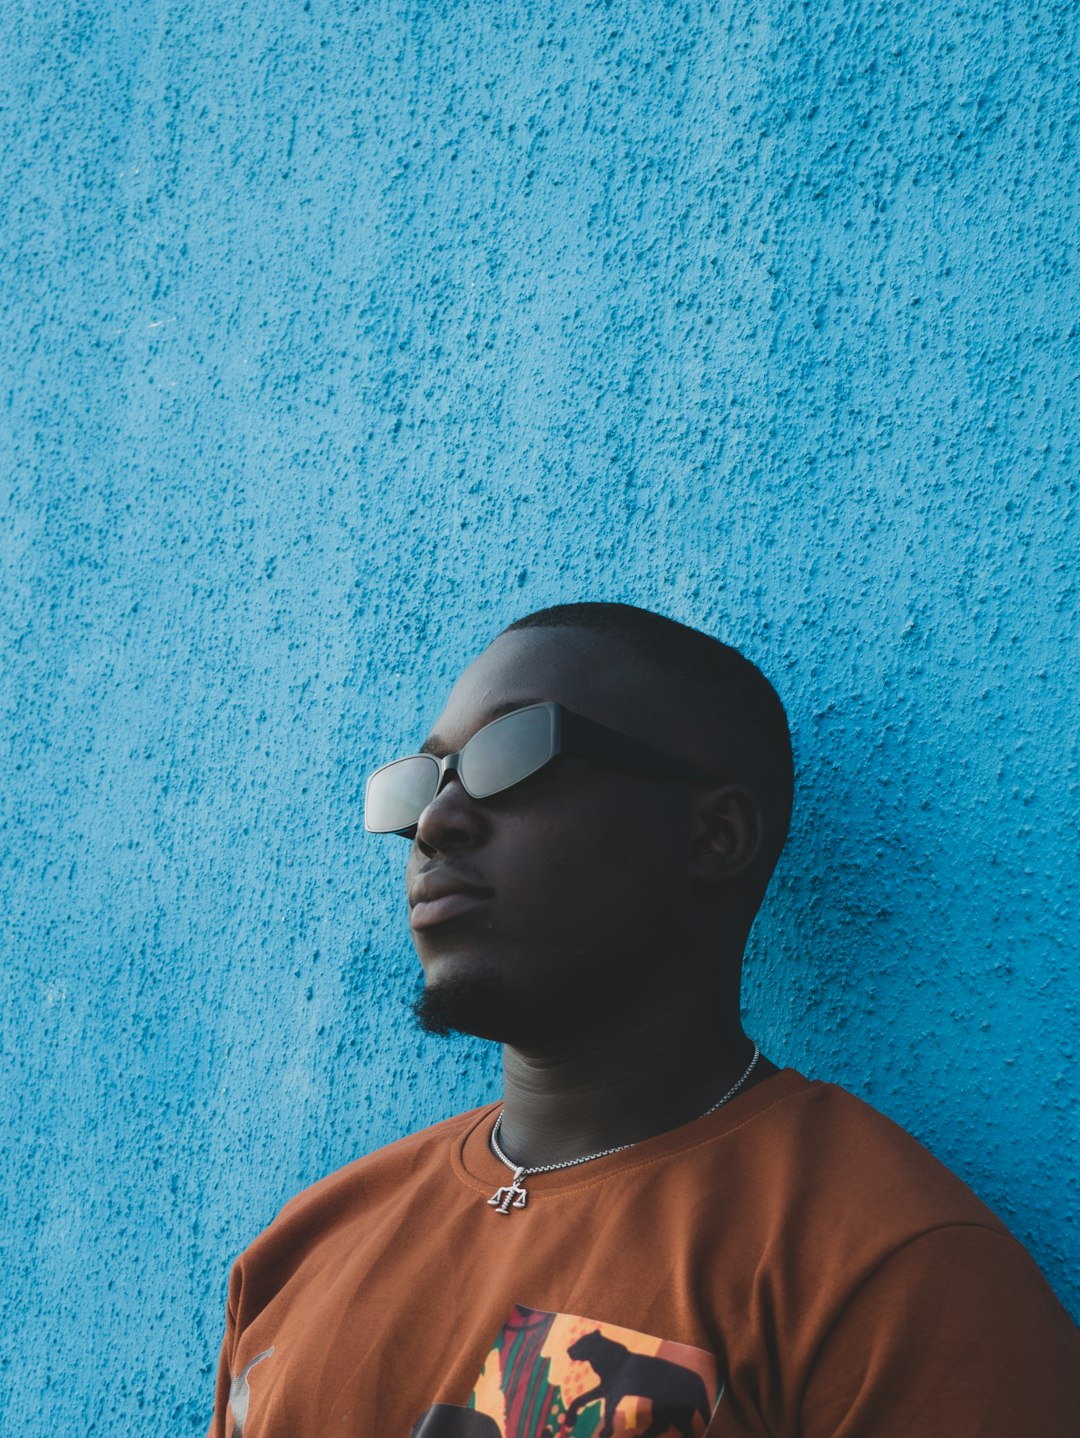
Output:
(411, 1305), (722, 1438)
(228, 1346), (274, 1438)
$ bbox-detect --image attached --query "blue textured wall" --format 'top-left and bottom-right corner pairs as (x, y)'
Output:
(2, 1), (1077, 1429)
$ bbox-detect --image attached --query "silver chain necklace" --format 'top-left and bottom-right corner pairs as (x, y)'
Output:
(486, 1041), (760, 1214)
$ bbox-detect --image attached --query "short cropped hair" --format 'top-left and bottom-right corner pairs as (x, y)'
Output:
(501, 602), (794, 892)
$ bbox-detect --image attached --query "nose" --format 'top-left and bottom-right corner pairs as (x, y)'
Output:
(413, 770), (490, 856)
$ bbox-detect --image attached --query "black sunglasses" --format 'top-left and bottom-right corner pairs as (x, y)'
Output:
(364, 701), (717, 836)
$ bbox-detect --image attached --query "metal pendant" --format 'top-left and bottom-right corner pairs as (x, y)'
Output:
(488, 1168), (528, 1214)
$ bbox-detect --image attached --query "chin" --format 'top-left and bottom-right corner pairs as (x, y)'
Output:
(412, 968), (517, 1041)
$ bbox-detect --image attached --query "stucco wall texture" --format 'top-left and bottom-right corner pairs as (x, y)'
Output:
(2, 0), (1077, 1430)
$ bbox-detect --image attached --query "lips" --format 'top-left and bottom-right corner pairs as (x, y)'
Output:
(408, 869), (495, 932)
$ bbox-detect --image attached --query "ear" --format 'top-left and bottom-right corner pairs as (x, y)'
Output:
(687, 785), (764, 885)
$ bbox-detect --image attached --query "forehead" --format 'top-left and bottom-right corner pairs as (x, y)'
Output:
(425, 627), (682, 752)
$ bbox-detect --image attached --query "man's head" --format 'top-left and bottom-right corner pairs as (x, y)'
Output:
(392, 603), (793, 1050)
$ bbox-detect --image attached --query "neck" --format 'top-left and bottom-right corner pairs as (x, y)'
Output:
(496, 988), (778, 1168)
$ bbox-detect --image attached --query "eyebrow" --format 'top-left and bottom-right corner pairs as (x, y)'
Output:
(419, 697), (545, 757)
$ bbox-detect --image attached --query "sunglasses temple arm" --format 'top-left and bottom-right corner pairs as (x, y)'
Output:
(559, 710), (714, 783)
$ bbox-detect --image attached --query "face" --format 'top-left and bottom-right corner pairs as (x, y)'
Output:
(402, 628), (702, 1051)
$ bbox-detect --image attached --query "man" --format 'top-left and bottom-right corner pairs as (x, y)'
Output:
(210, 602), (1080, 1438)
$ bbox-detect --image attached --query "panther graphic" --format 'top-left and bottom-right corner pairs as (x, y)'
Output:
(561, 1329), (711, 1438)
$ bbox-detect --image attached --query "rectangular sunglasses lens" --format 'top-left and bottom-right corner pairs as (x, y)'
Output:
(459, 705), (555, 798)
(365, 755), (440, 832)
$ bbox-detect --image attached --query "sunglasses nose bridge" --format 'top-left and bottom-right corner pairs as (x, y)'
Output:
(413, 750), (491, 851)
(431, 750), (466, 799)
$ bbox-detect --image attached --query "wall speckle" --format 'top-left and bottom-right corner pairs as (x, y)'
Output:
(2, 1), (1077, 1430)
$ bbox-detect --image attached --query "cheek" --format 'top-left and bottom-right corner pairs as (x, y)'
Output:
(504, 802), (680, 932)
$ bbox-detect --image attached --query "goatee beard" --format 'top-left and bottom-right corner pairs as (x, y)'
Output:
(412, 971), (516, 1041)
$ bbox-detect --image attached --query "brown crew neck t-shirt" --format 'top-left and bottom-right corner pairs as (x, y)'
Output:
(209, 1070), (1080, 1437)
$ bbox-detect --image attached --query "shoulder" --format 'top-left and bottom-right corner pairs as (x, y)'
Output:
(276, 1103), (494, 1222)
(227, 1104), (496, 1322)
(790, 1151), (1080, 1432)
(720, 1071), (1019, 1311)
(770, 1075), (1006, 1219)
(728, 1075), (1080, 1421)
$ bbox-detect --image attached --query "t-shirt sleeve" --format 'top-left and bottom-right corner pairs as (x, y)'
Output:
(799, 1223), (1080, 1437)
(207, 1261), (241, 1438)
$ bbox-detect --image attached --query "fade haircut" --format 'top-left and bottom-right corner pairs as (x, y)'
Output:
(501, 602), (794, 898)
